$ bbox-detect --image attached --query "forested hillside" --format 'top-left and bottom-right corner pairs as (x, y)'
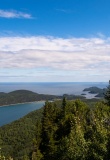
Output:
(0, 89), (86, 106)
(0, 90), (60, 106)
(0, 98), (110, 160)
(0, 107), (43, 159)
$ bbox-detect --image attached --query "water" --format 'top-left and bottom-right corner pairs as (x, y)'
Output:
(0, 82), (108, 126)
(0, 82), (108, 96)
(0, 101), (45, 126)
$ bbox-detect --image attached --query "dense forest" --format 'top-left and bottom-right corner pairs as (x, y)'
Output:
(0, 90), (86, 106)
(0, 90), (60, 106)
(0, 84), (110, 160)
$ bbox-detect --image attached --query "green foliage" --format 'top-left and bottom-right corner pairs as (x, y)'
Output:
(40, 100), (110, 160)
(62, 97), (67, 109)
(40, 102), (58, 160)
(0, 90), (61, 106)
(104, 82), (110, 106)
(1, 98), (110, 160)
(57, 100), (88, 160)
(31, 150), (43, 160)
(85, 102), (110, 160)
(0, 108), (43, 160)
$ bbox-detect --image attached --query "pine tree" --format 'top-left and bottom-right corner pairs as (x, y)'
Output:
(58, 113), (88, 159)
(104, 80), (110, 106)
(62, 97), (67, 110)
(57, 100), (89, 159)
(56, 98), (69, 141)
(40, 102), (57, 159)
(86, 102), (109, 160)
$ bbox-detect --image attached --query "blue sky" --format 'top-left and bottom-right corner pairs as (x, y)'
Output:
(0, 0), (110, 82)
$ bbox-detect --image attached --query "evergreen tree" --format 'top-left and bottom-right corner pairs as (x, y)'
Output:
(31, 151), (43, 160)
(62, 97), (67, 110)
(40, 102), (57, 159)
(104, 80), (110, 106)
(56, 98), (70, 141)
(2, 97), (110, 159)
(57, 100), (88, 160)
(86, 102), (109, 160)
(58, 111), (88, 159)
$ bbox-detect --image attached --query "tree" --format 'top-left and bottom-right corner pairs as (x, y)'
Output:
(104, 80), (110, 106)
(31, 151), (43, 160)
(62, 97), (67, 110)
(40, 102), (57, 159)
(57, 100), (88, 159)
(86, 102), (109, 160)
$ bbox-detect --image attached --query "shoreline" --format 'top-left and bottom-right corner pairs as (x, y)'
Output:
(0, 93), (101, 108)
(0, 100), (45, 108)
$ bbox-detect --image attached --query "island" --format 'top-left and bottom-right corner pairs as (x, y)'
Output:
(83, 86), (106, 98)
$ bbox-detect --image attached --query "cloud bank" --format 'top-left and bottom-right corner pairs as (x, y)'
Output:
(0, 9), (32, 19)
(0, 36), (110, 71)
(0, 36), (110, 82)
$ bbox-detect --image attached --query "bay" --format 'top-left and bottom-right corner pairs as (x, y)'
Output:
(0, 101), (45, 126)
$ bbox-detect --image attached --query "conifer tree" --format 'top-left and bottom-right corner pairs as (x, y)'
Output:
(40, 102), (57, 159)
(60, 97), (67, 118)
(86, 102), (109, 160)
(104, 80), (110, 106)
(62, 97), (67, 110)
(56, 97), (69, 141)
(57, 100), (88, 159)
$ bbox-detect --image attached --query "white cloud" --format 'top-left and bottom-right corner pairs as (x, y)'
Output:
(0, 9), (32, 19)
(0, 36), (110, 82)
(0, 36), (109, 52)
(1, 49), (110, 71)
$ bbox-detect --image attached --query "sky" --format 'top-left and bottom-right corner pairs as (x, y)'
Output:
(0, 0), (110, 82)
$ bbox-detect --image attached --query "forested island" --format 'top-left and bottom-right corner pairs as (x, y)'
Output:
(83, 86), (106, 97)
(0, 84), (110, 160)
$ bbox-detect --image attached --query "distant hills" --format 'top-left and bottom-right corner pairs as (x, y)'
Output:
(0, 86), (105, 106)
(0, 89), (86, 106)
(0, 90), (61, 106)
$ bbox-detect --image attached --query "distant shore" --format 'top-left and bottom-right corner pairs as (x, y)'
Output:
(0, 101), (45, 108)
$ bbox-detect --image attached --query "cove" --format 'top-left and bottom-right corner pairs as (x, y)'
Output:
(0, 101), (45, 126)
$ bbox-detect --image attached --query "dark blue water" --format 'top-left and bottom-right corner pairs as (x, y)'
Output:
(0, 82), (108, 95)
(0, 101), (45, 126)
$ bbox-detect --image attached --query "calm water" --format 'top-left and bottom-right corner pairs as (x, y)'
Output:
(0, 101), (45, 126)
(0, 82), (108, 95)
(0, 82), (108, 126)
